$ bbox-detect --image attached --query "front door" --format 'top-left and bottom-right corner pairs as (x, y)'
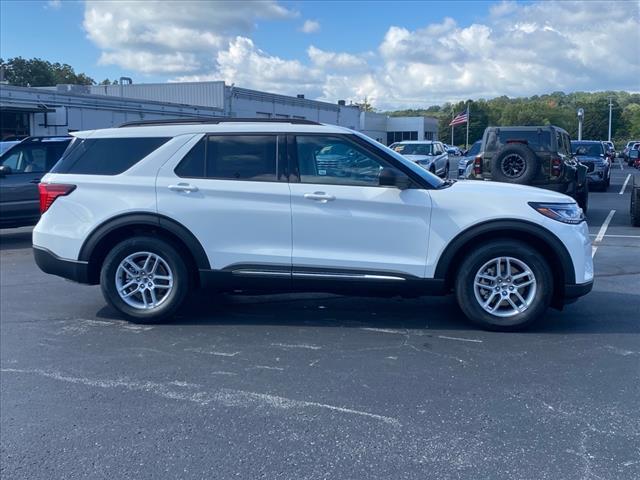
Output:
(289, 134), (431, 279)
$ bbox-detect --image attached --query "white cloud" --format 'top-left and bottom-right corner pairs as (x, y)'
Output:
(299, 19), (320, 33)
(83, 0), (295, 74)
(85, 0), (639, 109)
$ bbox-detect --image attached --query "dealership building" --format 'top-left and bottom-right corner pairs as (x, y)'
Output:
(0, 81), (438, 144)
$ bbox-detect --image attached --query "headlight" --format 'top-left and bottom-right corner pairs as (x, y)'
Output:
(529, 202), (585, 224)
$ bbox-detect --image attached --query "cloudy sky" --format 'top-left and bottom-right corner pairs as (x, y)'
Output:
(1, 0), (638, 109)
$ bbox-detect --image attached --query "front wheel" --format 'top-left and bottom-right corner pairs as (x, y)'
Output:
(454, 241), (553, 331)
(100, 236), (190, 323)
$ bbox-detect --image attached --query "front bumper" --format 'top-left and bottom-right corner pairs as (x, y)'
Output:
(564, 280), (594, 299)
(33, 246), (90, 284)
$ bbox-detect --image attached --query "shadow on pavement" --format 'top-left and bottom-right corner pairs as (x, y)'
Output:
(95, 288), (640, 334)
(0, 229), (33, 251)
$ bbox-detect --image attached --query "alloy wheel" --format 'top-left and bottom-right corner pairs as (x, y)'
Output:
(473, 256), (537, 318)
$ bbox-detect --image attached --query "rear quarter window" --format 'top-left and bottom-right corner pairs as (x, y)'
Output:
(51, 137), (170, 175)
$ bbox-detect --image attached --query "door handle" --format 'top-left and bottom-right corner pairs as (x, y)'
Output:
(168, 183), (198, 193)
(304, 192), (335, 203)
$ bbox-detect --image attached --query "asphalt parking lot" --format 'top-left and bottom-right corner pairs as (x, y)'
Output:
(1, 163), (639, 480)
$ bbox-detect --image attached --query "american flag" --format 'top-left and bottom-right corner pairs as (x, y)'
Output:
(449, 108), (468, 127)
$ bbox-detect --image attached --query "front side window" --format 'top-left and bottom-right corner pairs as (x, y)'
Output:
(175, 135), (279, 182)
(296, 135), (392, 187)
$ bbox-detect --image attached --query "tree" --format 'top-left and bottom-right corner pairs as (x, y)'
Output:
(355, 96), (375, 112)
(386, 90), (640, 145)
(0, 57), (95, 87)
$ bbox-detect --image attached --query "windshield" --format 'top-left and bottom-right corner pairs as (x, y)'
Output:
(571, 142), (604, 156)
(355, 133), (445, 188)
(391, 143), (433, 156)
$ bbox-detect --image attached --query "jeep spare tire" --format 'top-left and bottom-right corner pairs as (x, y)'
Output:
(491, 143), (540, 184)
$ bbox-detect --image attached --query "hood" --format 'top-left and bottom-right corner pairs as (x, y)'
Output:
(403, 154), (431, 162)
(449, 179), (574, 204)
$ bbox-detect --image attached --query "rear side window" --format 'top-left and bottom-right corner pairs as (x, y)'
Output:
(51, 137), (169, 175)
(175, 135), (279, 182)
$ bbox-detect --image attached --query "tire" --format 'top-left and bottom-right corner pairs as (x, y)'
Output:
(454, 240), (554, 331)
(491, 144), (540, 184)
(100, 236), (190, 323)
(631, 175), (640, 227)
(575, 181), (589, 214)
(443, 161), (450, 179)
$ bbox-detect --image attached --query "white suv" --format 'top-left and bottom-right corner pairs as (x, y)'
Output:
(33, 119), (593, 331)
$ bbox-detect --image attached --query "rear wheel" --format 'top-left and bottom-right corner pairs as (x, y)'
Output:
(100, 236), (190, 323)
(455, 240), (553, 331)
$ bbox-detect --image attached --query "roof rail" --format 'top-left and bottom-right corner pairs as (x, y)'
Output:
(118, 117), (321, 128)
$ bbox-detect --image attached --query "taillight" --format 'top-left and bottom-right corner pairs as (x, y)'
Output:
(38, 183), (76, 214)
(551, 155), (562, 177)
(473, 155), (483, 175)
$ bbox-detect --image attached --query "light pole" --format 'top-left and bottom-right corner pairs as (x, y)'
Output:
(608, 96), (613, 142)
(577, 108), (584, 141)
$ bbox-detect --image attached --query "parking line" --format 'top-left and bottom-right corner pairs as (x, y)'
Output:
(589, 234), (640, 239)
(619, 160), (624, 170)
(591, 209), (616, 258)
(619, 174), (631, 195)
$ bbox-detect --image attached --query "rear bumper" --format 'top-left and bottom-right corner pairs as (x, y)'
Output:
(33, 246), (90, 284)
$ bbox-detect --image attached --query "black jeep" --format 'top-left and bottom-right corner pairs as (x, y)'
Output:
(471, 126), (589, 212)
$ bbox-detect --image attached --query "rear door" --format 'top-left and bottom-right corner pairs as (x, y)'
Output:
(156, 133), (292, 275)
(288, 134), (431, 279)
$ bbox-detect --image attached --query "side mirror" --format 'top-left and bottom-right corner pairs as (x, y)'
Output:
(380, 167), (412, 189)
(0, 165), (12, 177)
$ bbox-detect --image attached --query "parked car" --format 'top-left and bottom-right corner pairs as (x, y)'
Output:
(0, 136), (71, 228)
(457, 140), (482, 179)
(570, 141), (611, 191)
(390, 140), (449, 178)
(32, 118), (593, 331)
(631, 174), (640, 227)
(622, 141), (640, 165)
(447, 145), (462, 156)
(603, 141), (616, 161)
(629, 143), (640, 167)
(470, 126), (589, 212)
(630, 148), (640, 169)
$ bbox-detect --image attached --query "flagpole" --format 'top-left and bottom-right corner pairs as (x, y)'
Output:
(465, 101), (470, 150)
(451, 106), (454, 145)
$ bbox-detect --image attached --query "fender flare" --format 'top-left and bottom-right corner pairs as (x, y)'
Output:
(433, 219), (576, 285)
(78, 212), (210, 270)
